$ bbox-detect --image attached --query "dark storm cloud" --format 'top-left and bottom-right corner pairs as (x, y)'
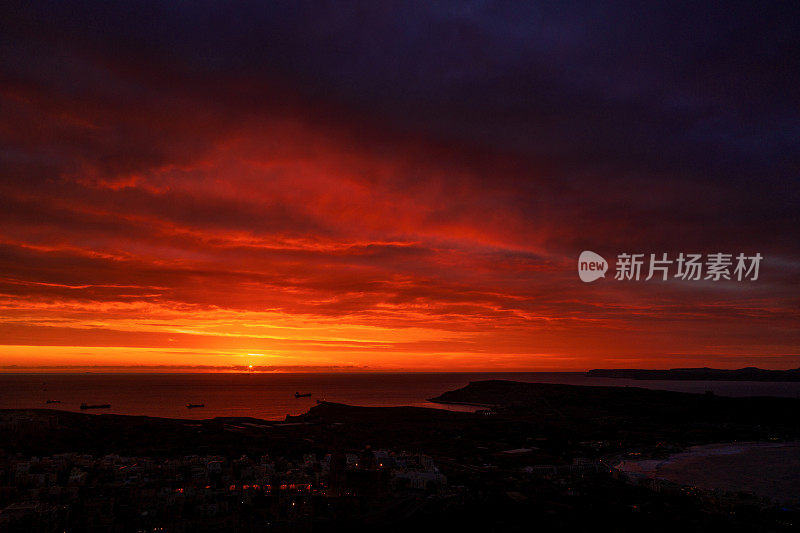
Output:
(3, 1), (797, 253)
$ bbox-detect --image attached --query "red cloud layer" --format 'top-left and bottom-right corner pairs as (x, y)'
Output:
(1, 51), (798, 370)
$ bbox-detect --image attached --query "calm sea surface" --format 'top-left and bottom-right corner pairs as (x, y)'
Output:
(1, 372), (799, 420)
(617, 441), (800, 503)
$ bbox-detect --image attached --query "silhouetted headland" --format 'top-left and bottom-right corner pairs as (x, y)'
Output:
(587, 367), (800, 381)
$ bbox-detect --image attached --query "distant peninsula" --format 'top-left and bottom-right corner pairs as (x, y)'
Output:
(587, 367), (800, 382)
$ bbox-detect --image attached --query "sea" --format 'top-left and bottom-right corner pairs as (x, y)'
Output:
(616, 441), (800, 504)
(1, 372), (800, 421)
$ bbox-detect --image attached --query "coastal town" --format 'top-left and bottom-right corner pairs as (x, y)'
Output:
(0, 440), (446, 531)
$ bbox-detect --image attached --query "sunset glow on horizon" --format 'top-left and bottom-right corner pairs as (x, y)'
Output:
(2, 3), (798, 371)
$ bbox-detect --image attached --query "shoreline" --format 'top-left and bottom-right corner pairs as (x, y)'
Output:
(616, 440), (800, 504)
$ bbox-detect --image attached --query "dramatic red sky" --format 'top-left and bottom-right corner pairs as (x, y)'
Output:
(1, 3), (798, 370)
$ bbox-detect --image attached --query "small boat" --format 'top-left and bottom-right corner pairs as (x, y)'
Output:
(294, 392), (312, 398)
(45, 399), (61, 404)
(80, 403), (111, 410)
(186, 403), (205, 408)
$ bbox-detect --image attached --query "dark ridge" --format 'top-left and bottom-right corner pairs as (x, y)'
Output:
(587, 367), (800, 381)
(428, 379), (800, 427)
(296, 401), (473, 423)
